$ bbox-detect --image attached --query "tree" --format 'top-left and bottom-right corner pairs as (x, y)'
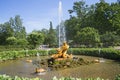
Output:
(0, 15), (27, 45)
(27, 32), (44, 48)
(0, 22), (14, 45)
(93, 1), (110, 34)
(65, 17), (81, 44)
(65, 0), (120, 47)
(16, 39), (28, 45)
(76, 27), (100, 47)
(101, 32), (120, 47)
(13, 15), (26, 39)
(9, 15), (27, 45)
(69, 1), (88, 19)
(46, 21), (57, 47)
(9, 17), (14, 29)
(82, 4), (96, 28)
(108, 3), (120, 35)
(40, 28), (49, 44)
(6, 37), (17, 45)
(65, 1), (92, 45)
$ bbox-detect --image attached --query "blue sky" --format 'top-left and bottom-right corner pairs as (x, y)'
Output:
(0, 0), (117, 33)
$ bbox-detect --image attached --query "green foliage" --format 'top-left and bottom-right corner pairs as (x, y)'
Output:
(0, 22), (14, 45)
(0, 15), (27, 45)
(46, 21), (57, 47)
(69, 0), (88, 19)
(48, 49), (56, 55)
(6, 37), (28, 45)
(0, 45), (29, 52)
(65, 1), (120, 47)
(65, 17), (80, 43)
(76, 27), (100, 47)
(0, 47), (120, 62)
(16, 39), (28, 45)
(0, 74), (42, 80)
(0, 74), (119, 80)
(65, 0), (93, 45)
(40, 28), (49, 44)
(13, 15), (26, 39)
(108, 3), (120, 35)
(68, 48), (120, 61)
(6, 37), (17, 45)
(115, 74), (120, 80)
(94, 1), (110, 34)
(101, 32), (120, 47)
(0, 49), (48, 61)
(27, 32), (44, 48)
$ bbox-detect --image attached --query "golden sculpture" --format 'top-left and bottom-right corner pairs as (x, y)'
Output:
(51, 42), (73, 59)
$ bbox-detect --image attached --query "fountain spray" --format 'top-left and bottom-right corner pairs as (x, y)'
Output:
(58, 0), (66, 47)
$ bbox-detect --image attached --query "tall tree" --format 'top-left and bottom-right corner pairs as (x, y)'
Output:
(47, 21), (57, 47)
(93, 1), (110, 34)
(13, 15), (26, 39)
(9, 17), (14, 29)
(0, 22), (14, 45)
(41, 28), (49, 44)
(65, 17), (80, 43)
(108, 3), (120, 35)
(0, 15), (27, 45)
(65, 1), (88, 44)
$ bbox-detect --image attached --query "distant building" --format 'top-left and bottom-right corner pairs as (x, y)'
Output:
(39, 45), (49, 49)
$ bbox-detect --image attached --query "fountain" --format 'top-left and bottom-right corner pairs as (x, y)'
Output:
(34, 0), (110, 76)
(36, 52), (40, 57)
(31, 1), (68, 73)
(32, 0), (94, 72)
(98, 48), (105, 63)
(34, 42), (94, 71)
(58, 0), (66, 47)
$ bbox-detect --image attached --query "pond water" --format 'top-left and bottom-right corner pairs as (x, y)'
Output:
(0, 55), (120, 80)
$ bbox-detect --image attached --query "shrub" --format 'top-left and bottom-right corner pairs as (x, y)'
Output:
(6, 37), (17, 45)
(67, 48), (120, 61)
(0, 74), (119, 80)
(16, 39), (28, 45)
(115, 74), (120, 80)
(0, 49), (49, 61)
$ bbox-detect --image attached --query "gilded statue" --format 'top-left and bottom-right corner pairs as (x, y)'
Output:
(51, 42), (72, 59)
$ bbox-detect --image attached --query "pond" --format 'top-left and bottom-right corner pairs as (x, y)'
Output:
(0, 55), (120, 80)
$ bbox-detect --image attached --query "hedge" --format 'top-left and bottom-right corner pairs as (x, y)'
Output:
(49, 48), (120, 61)
(68, 48), (120, 61)
(0, 48), (120, 62)
(0, 49), (49, 62)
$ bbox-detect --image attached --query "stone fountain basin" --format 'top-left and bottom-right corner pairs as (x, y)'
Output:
(0, 55), (120, 80)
